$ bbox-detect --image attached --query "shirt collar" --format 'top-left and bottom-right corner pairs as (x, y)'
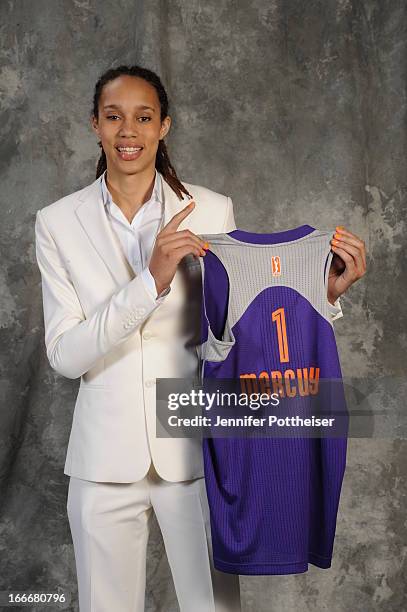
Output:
(100, 168), (163, 208)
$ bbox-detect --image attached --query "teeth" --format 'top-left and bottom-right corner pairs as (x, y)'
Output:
(118, 147), (142, 152)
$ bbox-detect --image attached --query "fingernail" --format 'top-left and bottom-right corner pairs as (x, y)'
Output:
(332, 239), (339, 245)
(203, 242), (209, 249)
(336, 226), (344, 231)
(334, 233), (341, 239)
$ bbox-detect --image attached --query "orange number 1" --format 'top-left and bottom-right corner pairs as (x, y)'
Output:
(271, 307), (289, 363)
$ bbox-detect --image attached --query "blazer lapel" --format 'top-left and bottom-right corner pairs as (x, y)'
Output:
(74, 172), (195, 288)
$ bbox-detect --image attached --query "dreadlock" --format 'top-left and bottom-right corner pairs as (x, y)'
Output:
(91, 64), (192, 201)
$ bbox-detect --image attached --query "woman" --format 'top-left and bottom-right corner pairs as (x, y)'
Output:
(34, 65), (366, 611)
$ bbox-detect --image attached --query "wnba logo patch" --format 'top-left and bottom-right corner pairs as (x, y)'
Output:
(271, 255), (281, 276)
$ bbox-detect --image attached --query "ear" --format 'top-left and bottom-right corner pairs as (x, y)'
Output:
(160, 115), (171, 140)
(90, 115), (100, 137)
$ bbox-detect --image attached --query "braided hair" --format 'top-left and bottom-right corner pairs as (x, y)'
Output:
(91, 64), (192, 200)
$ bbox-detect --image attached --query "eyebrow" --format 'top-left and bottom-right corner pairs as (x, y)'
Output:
(102, 104), (155, 112)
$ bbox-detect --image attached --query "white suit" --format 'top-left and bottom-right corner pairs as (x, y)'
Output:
(35, 172), (342, 611)
(34, 172), (242, 483)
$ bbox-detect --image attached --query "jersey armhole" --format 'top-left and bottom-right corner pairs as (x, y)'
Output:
(199, 251), (234, 344)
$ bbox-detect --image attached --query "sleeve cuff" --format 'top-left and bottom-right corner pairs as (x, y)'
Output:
(140, 267), (171, 301)
(327, 297), (343, 321)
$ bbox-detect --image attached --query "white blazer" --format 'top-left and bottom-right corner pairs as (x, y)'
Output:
(35, 172), (237, 482)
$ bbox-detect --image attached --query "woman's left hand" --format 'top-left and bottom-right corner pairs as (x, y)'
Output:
(328, 226), (367, 304)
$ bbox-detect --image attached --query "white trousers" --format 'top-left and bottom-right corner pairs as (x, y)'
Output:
(67, 462), (241, 612)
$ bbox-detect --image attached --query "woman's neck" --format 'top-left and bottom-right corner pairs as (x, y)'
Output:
(105, 166), (157, 223)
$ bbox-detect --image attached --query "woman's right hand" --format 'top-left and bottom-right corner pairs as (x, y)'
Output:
(148, 201), (209, 296)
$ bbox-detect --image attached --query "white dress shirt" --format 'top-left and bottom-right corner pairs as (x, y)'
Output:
(101, 169), (171, 301)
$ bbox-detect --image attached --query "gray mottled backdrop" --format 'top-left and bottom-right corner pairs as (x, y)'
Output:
(1, 1), (406, 611)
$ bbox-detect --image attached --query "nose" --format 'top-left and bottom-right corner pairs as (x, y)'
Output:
(119, 118), (139, 136)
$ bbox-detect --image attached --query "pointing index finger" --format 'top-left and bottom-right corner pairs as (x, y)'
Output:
(161, 200), (196, 234)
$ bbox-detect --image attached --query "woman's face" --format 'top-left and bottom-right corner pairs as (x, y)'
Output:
(91, 74), (170, 176)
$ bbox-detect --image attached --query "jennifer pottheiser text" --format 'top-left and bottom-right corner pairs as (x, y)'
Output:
(167, 415), (336, 428)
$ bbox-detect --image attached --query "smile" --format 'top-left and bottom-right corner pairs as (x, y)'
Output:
(115, 146), (144, 161)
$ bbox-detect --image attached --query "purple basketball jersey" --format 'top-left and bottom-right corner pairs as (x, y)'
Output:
(197, 225), (348, 575)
